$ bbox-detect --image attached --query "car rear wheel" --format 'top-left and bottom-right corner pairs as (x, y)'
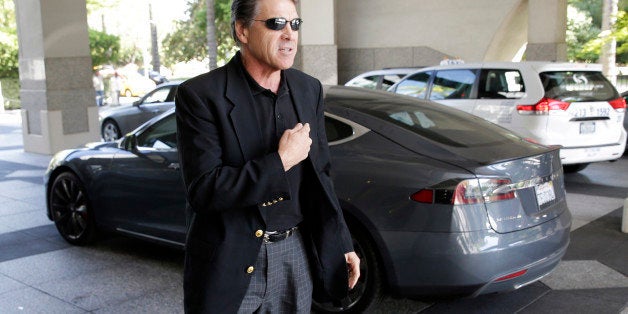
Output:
(312, 224), (384, 313)
(49, 172), (97, 245)
(563, 163), (589, 173)
(102, 120), (121, 142)
(124, 89), (133, 97)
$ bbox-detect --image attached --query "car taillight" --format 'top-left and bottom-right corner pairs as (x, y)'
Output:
(608, 97), (626, 112)
(516, 97), (570, 115)
(411, 178), (516, 205)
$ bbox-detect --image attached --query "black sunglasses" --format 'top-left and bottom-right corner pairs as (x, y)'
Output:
(252, 17), (303, 31)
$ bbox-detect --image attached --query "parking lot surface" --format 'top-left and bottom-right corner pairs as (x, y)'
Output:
(0, 110), (626, 313)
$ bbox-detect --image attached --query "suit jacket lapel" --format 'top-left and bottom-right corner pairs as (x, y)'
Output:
(225, 54), (264, 161)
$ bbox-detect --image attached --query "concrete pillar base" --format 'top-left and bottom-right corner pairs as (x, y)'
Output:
(22, 107), (100, 155)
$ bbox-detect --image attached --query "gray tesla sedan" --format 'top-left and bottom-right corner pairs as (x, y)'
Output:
(45, 86), (571, 313)
(99, 81), (180, 142)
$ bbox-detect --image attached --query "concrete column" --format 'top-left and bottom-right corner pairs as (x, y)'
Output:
(296, 0), (338, 85)
(14, 0), (99, 155)
(527, 0), (568, 61)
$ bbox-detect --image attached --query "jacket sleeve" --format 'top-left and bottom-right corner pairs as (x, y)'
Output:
(312, 82), (355, 253)
(175, 82), (291, 214)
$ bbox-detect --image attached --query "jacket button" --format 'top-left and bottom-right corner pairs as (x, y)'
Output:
(246, 266), (254, 274)
(272, 199), (278, 204)
(255, 230), (263, 238)
(278, 197), (284, 201)
(261, 202), (267, 207)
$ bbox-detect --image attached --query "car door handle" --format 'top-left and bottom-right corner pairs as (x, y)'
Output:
(168, 163), (180, 170)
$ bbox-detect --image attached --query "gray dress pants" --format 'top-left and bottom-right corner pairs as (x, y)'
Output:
(237, 229), (313, 313)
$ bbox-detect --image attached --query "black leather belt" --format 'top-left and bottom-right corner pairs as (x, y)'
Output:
(263, 226), (298, 243)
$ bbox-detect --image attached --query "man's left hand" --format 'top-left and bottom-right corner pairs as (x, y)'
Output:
(345, 252), (360, 289)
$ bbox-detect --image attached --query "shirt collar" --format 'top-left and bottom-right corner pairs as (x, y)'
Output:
(236, 55), (289, 97)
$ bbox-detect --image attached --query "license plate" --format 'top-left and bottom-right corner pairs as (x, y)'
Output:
(579, 122), (595, 134)
(535, 181), (555, 207)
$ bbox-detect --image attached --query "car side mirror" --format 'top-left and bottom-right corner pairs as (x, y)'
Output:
(132, 100), (141, 107)
(121, 134), (139, 152)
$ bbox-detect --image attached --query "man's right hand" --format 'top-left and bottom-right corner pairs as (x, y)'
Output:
(278, 123), (312, 171)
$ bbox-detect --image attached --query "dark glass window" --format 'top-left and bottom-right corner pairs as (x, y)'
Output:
(430, 69), (476, 100)
(325, 116), (354, 142)
(136, 114), (177, 149)
(540, 71), (618, 101)
(478, 69), (525, 99)
(351, 101), (520, 148)
(394, 71), (432, 98)
(346, 75), (379, 90)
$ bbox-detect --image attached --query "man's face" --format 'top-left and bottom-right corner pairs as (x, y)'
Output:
(239, 0), (299, 71)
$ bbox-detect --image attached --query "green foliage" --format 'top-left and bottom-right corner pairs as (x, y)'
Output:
(1, 77), (20, 110)
(567, 1), (628, 63)
(567, 5), (601, 62)
(89, 29), (121, 67)
(162, 0), (236, 67)
(0, 0), (17, 78)
(118, 46), (144, 66)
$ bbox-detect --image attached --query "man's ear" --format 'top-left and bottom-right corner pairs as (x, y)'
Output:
(235, 21), (249, 44)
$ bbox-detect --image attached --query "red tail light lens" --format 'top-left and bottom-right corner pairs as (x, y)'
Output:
(411, 178), (516, 205)
(453, 178), (516, 204)
(410, 189), (433, 203)
(608, 97), (626, 111)
(517, 97), (570, 115)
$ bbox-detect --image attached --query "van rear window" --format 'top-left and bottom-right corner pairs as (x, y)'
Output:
(540, 71), (618, 102)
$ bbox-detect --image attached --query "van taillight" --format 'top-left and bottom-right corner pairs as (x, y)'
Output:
(411, 178), (516, 205)
(517, 97), (570, 115)
(608, 97), (626, 112)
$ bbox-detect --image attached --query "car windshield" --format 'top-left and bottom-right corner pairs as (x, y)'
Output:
(540, 71), (618, 102)
(350, 100), (522, 148)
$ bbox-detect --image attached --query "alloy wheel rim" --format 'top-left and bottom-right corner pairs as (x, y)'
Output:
(51, 177), (88, 240)
(103, 123), (119, 141)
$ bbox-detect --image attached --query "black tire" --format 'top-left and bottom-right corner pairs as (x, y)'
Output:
(101, 119), (121, 142)
(49, 172), (97, 245)
(312, 225), (385, 313)
(563, 163), (589, 173)
(124, 89), (133, 97)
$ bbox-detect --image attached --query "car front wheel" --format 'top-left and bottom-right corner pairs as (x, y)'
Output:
(101, 120), (121, 142)
(312, 224), (384, 313)
(49, 172), (97, 245)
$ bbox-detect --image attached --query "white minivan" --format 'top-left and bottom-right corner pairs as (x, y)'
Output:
(388, 62), (627, 172)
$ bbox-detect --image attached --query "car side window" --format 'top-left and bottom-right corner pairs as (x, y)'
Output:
(325, 116), (354, 142)
(136, 114), (177, 150)
(478, 69), (525, 99)
(430, 69), (476, 100)
(143, 86), (172, 104)
(347, 75), (380, 90)
(394, 71), (432, 98)
(381, 74), (406, 90)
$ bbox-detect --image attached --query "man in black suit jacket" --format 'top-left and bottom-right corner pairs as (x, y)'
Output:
(175, 0), (360, 312)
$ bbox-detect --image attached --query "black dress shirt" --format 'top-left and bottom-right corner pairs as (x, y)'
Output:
(240, 62), (304, 231)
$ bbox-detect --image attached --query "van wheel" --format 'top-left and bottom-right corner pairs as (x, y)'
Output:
(563, 163), (589, 173)
(312, 225), (384, 313)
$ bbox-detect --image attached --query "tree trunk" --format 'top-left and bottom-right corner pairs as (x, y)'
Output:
(206, 0), (218, 70)
(600, 0), (618, 85)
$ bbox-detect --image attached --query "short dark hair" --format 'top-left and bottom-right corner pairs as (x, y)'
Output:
(230, 0), (298, 46)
